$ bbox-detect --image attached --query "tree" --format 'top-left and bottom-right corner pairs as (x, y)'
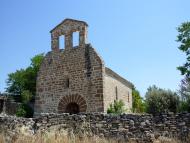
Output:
(21, 90), (33, 103)
(107, 100), (126, 114)
(16, 103), (33, 118)
(178, 77), (190, 112)
(6, 54), (44, 117)
(176, 22), (190, 112)
(145, 85), (179, 115)
(176, 22), (190, 77)
(132, 87), (145, 113)
(6, 54), (44, 98)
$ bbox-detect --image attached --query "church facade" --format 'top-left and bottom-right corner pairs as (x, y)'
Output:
(34, 19), (133, 115)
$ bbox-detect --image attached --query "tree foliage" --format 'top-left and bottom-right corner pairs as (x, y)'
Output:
(21, 90), (33, 103)
(176, 21), (190, 113)
(16, 103), (33, 118)
(145, 85), (179, 115)
(6, 54), (44, 117)
(6, 54), (44, 98)
(176, 22), (190, 77)
(178, 77), (190, 112)
(107, 100), (126, 114)
(132, 87), (145, 113)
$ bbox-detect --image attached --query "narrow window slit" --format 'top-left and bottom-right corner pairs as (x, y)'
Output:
(66, 78), (70, 88)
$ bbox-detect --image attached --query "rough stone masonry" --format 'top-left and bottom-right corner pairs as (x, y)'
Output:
(0, 113), (190, 143)
(34, 19), (133, 116)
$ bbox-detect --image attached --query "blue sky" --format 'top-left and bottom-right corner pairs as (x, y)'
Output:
(0, 0), (190, 96)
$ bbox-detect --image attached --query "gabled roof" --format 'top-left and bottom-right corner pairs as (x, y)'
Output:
(105, 67), (133, 89)
(50, 18), (88, 33)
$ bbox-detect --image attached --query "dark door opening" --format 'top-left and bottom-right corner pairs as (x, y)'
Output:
(65, 102), (79, 114)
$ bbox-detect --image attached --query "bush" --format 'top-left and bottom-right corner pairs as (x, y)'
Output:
(16, 104), (33, 118)
(145, 85), (179, 115)
(132, 87), (146, 113)
(21, 90), (33, 103)
(107, 100), (126, 114)
(178, 77), (190, 112)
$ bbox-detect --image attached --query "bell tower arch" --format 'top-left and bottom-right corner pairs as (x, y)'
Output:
(50, 19), (88, 51)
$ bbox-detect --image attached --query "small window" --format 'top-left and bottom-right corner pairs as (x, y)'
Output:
(73, 32), (79, 47)
(127, 91), (130, 102)
(66, 78), (70, 88)
(59, 35), (65, 49)
(115, 86), (118, 100)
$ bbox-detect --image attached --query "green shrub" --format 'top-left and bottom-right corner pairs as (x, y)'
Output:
(145, 85), (179, 115)
(21, 90), (33, 103)
(132, 87), (146, 113)
(107, 100), (126, 114)
(16, 103), (33, 118)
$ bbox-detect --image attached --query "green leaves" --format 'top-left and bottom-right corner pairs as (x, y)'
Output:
(177, 22), (190, 113)
(6, 53), (44, 96)
(177, 22), (190, 77)
(30, 53), (44, 72)
(6, 53), (44, 117)
(178, 77), (190, 112)
(145, 85), (179, 115)
(132, 87), (145, 113)
(107, 100), (126, 114)
(16, 103), (33, 117)
(21, 90), (33, 103)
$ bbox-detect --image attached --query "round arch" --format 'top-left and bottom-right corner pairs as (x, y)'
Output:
(58, 94), (87, 113)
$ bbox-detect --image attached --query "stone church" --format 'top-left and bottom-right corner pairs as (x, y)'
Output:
(34, 19), (133, 116)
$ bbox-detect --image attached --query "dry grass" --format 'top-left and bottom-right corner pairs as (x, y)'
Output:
(0, 129), (189, 143)
(0, 130), (118, 143)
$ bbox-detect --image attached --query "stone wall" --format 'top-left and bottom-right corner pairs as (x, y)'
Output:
(0, 113), (190, 142)
(0, 97), (21, 115)
(4, 100), (21, 115)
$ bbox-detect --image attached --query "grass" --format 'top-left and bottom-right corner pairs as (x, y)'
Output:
(0, 131), (118, 143)
(1, 132), (187, 143)
(0, 126), (189, 143)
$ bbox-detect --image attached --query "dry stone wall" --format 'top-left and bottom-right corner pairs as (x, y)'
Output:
(0, 113), (190, 143)
(0, 99), (21, 115)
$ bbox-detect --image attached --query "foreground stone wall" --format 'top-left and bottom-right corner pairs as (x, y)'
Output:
(0, 113), (190, 142)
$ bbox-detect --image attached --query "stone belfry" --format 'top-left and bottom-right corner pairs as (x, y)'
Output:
(50, 18), (88, 51)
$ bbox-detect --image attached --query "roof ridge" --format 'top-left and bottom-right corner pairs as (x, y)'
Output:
(50, 18), (88, 33)
(105, 67), (133, 88)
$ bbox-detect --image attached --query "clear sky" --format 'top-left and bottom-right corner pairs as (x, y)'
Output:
(0, 0), (190, 96)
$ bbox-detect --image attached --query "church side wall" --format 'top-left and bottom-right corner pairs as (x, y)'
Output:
(104, 74), (132, 112)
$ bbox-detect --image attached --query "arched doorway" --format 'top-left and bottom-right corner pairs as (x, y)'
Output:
(58, 94), (87, 114)
(65, 102), (79, 114)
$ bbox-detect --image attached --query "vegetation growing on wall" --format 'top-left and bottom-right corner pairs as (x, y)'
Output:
(107, 100), (126, 114)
